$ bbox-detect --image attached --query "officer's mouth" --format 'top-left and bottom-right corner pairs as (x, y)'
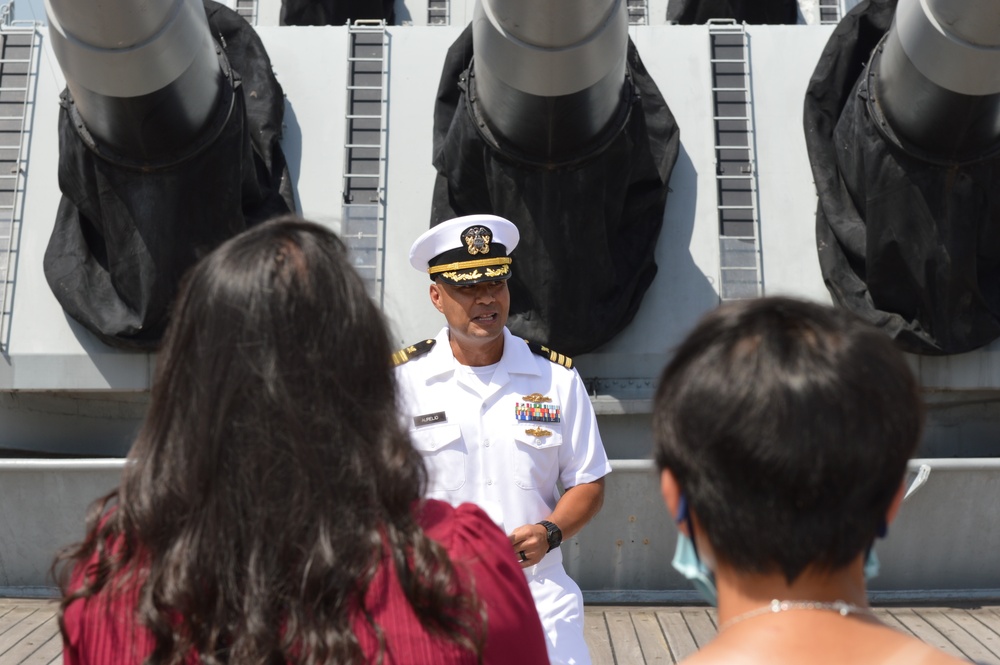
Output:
(473, 312), (498, 323)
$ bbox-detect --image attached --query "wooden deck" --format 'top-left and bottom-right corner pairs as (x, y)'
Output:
(3, 599), (999, 664)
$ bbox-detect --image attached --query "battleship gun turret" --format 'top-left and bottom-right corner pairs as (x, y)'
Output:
(805, 0), (1000, 354)
(430, 0), (680, 356)
(43, 0), (294, 350)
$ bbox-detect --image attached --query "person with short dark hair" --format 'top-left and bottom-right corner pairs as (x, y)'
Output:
(653, 296), (969, 665)
(55, 216), (550, 665)
(395, 215), (611, 665)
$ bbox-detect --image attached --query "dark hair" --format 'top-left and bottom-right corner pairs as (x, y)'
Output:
(653, 297), (922, 583)
(55, 217), (484, 664)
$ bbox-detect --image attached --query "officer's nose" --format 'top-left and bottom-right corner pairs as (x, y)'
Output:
(475, 285), (495, 304)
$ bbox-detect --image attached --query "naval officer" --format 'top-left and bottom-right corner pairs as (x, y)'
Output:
(394, 214), (611, 665)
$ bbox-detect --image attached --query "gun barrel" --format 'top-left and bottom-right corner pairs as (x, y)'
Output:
(876, 0), (1000, 157)
(471, 0), (629, 161)
(45, 0), (224, 160)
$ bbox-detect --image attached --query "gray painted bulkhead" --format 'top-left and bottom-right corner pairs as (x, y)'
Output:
(0, 9), (998, 599)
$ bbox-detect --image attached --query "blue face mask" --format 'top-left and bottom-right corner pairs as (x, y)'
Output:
(671, 531), (718, 606)
(864, 546), (880, 581)
(670, 495), (718, 605)
(670, 495), (881, 604)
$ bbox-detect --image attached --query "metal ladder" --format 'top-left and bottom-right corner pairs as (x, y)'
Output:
(708, 20), (763, 301)
(428, 0), (450, 25)
(234, 0), (258, 24)
(0, 8), (38, 353)
(627, 0), (648, 26)
(342, 20), (389, 304)
(817, 0), (842, 24)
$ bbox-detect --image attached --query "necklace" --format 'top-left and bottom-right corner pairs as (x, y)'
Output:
(719, 599), (877, 632)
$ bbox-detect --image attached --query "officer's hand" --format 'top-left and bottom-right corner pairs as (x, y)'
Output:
(508, 523), (548, 569)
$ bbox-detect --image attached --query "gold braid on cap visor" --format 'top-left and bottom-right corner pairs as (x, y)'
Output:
(428, 256), (512, 276)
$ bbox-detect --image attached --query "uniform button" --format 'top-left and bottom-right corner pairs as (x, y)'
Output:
(487, 479), (493, 485)
(484, 439), (491, 447)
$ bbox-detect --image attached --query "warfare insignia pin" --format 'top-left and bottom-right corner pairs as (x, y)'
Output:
(462, 226), (491, 255)
(522, 393), (550, 403)
(525, 427), (552, 438)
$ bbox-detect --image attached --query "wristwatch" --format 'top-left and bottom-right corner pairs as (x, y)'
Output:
(537, 520), (563, 552)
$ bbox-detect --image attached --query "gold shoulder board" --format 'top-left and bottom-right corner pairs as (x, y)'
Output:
(392, 339), (436, 366)
(525, 340), (573, 369)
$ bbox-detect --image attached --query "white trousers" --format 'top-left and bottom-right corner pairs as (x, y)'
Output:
(525, 562), (591, 665)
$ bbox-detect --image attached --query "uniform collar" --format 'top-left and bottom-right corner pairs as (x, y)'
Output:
(422, 326), (542, 382)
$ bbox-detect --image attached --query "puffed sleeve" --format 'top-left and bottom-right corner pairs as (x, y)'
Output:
(422, 500), (551, 665)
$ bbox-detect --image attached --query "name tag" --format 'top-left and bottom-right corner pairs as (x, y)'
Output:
(414, 411), (447, 427)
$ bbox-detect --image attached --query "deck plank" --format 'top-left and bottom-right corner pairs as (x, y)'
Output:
(874, 608), (915, 636)
(962, 608), (1000, 660)
(605, 609), (646, 664)
(631, 609), (675, 664)
(584, 608), (616, 665)
(682, 608), (719, 649)
(656, 609), (700, 662)
(974, 607), (1000, 634)
(2, 614), (60, 663)
(892, 608), (969, 660)
(0, 607), (57, 660)
(917, 609), (999, 664)
(20, 632), (64, 665)
(1, 599), (999, 664)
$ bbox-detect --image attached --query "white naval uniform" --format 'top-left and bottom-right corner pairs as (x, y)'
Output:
(396, 326), (612, 665)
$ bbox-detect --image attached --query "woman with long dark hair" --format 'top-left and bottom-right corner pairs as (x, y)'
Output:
(55, 217), (549, 665)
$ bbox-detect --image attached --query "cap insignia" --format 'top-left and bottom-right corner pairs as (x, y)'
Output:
(463, 226), (492, 255)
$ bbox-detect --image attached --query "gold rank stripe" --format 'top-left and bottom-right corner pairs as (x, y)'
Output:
(524, 339), (573, 369)
(428, 256), (512, 275)
(548, 348), (570, 369)
(392, 339), (436, 366)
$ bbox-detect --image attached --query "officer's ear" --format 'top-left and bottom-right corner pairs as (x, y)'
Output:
(429, 281), (445, 314)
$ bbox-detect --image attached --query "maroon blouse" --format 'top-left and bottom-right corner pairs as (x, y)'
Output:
(62, 500), (549, 664)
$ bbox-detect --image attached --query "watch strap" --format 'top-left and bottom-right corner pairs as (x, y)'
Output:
(537, 520), (563, 552)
